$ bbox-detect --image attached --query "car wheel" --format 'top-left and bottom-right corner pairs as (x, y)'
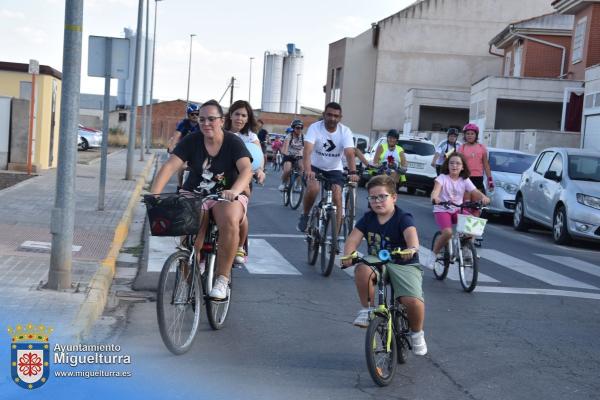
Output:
(80, 138), (89, 151)
(553, 206), (571, 245)
(513, 195), (529, 231)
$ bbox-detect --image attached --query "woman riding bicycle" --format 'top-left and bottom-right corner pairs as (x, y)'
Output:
(372, 129), (407, 190)
(429, 152), (490, 268)
(278, 119), (305, 191)
(342, 175), (427, 356)
(150, 99), (253, 299)
(224, 100), (265, 265)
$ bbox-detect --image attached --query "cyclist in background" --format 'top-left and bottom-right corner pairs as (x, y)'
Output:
(432, 128), (461, 176)
(278, 119), (305, 191)
(167, 103), (202, 190)
(297, 102), (359, 233)
(457, 123), (493, 246)
(429, 152), (490, 267)
(372, 129), (407, 191)
(257, 119), (269, 166)
(341, 175), (427, 356)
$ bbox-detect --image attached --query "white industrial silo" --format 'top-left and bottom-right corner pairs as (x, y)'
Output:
(261, 52), (284, 112)
(280, 43), (304, 114)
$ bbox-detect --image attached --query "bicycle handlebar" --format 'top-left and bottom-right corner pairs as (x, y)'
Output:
(339, 249), (415, 269)
(433, 200), (486, 210)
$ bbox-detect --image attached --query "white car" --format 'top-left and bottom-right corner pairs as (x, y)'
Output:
(484, 148), (536, 215)
(363, 136), (437, 194)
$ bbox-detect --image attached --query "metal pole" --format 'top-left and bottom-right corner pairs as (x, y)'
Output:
(27, 74), (36, 175)
(186, 33), (196, 107)
(147, 0), (162, 154)
(47, 0), (83, 290)
(140, 0), (150, 161)
(126, 0), (144, 180)
(230, 76), (235, 106)
(248, 57), (254, 102)
(98, 38), (112, 211)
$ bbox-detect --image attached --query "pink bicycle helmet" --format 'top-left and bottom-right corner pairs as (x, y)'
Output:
(463, 123), (479, 134)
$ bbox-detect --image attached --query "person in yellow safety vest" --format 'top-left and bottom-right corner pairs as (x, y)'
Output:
(373, 129), (408, 190)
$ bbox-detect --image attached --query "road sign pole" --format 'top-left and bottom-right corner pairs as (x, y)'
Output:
(126, 0), (144, 180)
(98, 38), (112, 211)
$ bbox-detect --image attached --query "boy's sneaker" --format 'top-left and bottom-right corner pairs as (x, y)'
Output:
(278, 183), (286, 191)
(353, 308), (372, 328)
(234, 247), (247, 265)
(411, 331), (428, 356)
(209, 275), (229, 300)
(297, 214), (309, 232)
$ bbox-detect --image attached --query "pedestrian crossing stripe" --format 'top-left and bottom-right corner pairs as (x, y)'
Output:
(535, 255), (600, 278)
(244, 239), (301, 275)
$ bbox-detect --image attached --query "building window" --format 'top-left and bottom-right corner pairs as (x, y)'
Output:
(572, 17), (587, 64)
(513, 44), (522, 77)
(504, 51), (512, 77)
(119, 112), (127, 122)
(331, 67), (342, 103)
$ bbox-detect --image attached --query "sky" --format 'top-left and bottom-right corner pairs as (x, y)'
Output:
(0, 0), (414, 110)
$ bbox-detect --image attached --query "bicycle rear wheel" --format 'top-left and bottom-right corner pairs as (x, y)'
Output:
(320, 210), (337, 277)
(289, 173), (304, 210)
(157, 250), (201, 355)
(431, 231), (450, 280)
(459, 240), (479, 292)
(282, 176), (291, 207)
(204, 254), (232, 330)
(365, 315), (398, 387)
(306, 208), (320, 265)
(342, 188), (355, 239)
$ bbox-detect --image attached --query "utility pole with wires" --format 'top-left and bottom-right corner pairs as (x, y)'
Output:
(218, 76), (237, 106)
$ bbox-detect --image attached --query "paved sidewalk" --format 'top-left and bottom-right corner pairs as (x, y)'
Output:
(0, 149), (155, 343)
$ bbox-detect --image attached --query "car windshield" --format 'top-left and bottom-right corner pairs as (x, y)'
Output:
(397, 140), (435, 156)
(489, 152), (536, 174)
(568, 155), (600, 182)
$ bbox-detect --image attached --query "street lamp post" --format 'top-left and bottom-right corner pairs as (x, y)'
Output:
(295, 73), (301, 115)
(248, 56), (254, 102)
(147, 0), (163, 154)
(186, 33), (196, 107)
(140, 0), (150, 161)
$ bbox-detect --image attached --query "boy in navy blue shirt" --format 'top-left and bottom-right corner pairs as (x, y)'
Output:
(342, 175), (427, 355)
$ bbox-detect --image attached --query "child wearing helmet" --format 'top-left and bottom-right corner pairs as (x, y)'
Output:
(432, 128), (462, 175)
(373, 129), (408, 191)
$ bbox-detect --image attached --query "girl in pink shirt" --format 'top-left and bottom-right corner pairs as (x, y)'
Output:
(429, 153), (489, 265)
(457, 123), (493, 194)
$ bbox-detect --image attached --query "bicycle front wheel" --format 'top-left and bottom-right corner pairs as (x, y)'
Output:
(289, 173), (304, 210)
(342, 188), (355, 239)
(431, 231), (450, 280)
(282, 176), (290, 207)
(320, 210), (337, 277)
(157, 250), (201, 355)
(365, 315), (398, 387)
(459, 240), (479, 292)
(204, 254), (232, 330)
(306, 208), (319, 265)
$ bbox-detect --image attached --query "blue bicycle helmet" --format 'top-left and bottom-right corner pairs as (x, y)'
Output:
(186, 103), (200, 114)
(285, 127), (294, 134)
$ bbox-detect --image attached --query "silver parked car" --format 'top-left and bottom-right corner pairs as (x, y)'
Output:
(484, 148), (536, 215)
(78, 124), (103, 151)
(513, 147), (600, 244)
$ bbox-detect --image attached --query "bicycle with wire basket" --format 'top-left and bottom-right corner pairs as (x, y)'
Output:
(340, 249), (414, 387)
(143, 193), (234, 355)
(431, 201), (488, 292)
(305, 174), (340, 276)
(282, 156), (305, 210)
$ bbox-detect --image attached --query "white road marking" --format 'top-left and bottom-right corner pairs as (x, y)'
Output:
(419, 247), (499, 282)
(475, 286), (600, 300)
(244, 239), (302, 275)
(20, 240), (82, 252)
(147, 236), (180, 272)
(536, 254), (600, 278)
(480, 249), (597, 290)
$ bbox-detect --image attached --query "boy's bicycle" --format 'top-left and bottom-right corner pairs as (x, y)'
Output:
(144, 193), (234, 355)
(306, 174), (339, 276)
(282, 156), (304, 210)
(431, 201), (487, 292)
(340, 249), (414, 387)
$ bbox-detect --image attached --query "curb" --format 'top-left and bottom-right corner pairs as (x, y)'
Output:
(72, 153), (156, 342)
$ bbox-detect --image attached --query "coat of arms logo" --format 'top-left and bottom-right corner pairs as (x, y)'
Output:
(8, 323), (53, 389)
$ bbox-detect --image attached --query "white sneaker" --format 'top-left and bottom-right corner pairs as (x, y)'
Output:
(353, 308), (371, 328)
(278, 183), (286, 191)
(411, 331), (427, 356)
(209, 275), (229, 300)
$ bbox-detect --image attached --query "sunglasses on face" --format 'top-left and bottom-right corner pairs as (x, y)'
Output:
(367, 194), (391, 202)
(294, 126), (303, 130)
(189, 113), (199, 117)
(199, 116), (222, 124)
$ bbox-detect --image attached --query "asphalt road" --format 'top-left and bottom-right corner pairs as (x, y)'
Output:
(92, 168), (600, 400)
